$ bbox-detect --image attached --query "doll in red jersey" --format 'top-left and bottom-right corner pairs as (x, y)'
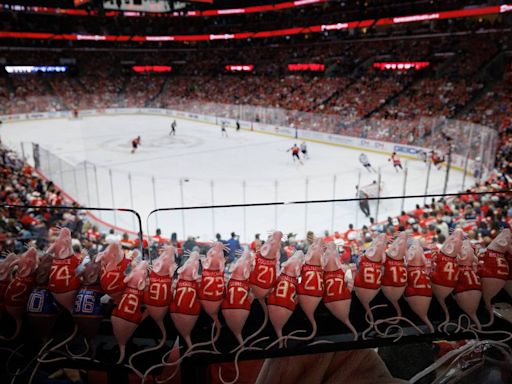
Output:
(454, 240), (482, 329)
(222, 250), (254, 347)
(0, 253), (17, 318)
(170, 251), (202, 349)
(404, 239), (433, 333)
(431, 229), (463, 330)
(296, 237), (325, 342)
(128, 246), (177, 367)
(478, 228), (511, 326)
(199, 241), (227, 350)
(3, 247), (39, 340)
(47, 227), (82, 312)
(96, 241), (131, 304)
(354, 233), (387, 325)
(248, 230), (282, 341)
(322, 241), (357, 340)
(267, 250), (304, 348)
(381, 232), (408, 318)
(111, 259), (148, 363)
(249, 231), (281, 293)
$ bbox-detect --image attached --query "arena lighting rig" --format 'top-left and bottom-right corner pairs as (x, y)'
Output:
(288, 63), (325, 71)
(131, 65), (172, 73)
(0, 4), (510, 43)
(225, 65), (254, 72)
(373, 62), (430, 71)
(0, 0), (327, 17)
(3, 65), (68, 73)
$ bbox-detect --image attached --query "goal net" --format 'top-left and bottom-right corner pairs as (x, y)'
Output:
(360, 181), (385, 198)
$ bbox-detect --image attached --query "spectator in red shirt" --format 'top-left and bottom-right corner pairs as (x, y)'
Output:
(398, 211), (410, 227)
(250, 233), (261, 253)
(344, 224), (355, 241)
(412, 204), (425, 219)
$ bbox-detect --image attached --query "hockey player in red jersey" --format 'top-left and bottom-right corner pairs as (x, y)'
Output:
(388, 152), (403, 172)
(287, 144), (303, 164)
(131, 136), (141, 154)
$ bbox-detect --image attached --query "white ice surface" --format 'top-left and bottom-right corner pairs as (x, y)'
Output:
(1, 114), (471, 242)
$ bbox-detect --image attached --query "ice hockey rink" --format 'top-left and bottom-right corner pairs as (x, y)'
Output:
(1, 114), (471, 242)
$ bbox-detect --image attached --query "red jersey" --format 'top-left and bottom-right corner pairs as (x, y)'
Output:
(454, 265), (481, 294)
(112, 287), (144, 324)
(48, 254), (81, 294)
(170, 279), (201, 316)
(86, 229), (101, 241)
(478, 249), (509, 280)
(431, 252), (459, 288)
(198, 269), (225, 302)
(143, 272), (172, 307)
(405, 266), (432, 297)
(391, 154), (401, 165)
(354, 256), (382, 290)
(4, 275), (35, 307)
(340, 246), (351, 264)
(292, 147), (299, 155)
(323, 269), (351, 303)
(381, 258), (407, 287)
(267, 274), (298, 311)
(249, 253), (277, 290)
(297, 264), (323, 297)
(221, 279), (252, 311)
(100, 257), (131, 295)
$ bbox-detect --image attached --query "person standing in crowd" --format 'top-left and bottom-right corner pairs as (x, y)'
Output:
(183, 236), (198, 255)
(215, 233), (229, 258)
(250, 233), (261, 252)
(226, 232), (241, 264)
(356, 186), (371, 218)
(105, 228), (121, 244)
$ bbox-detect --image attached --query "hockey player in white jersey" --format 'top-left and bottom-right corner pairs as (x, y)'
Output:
(359, 153), (375, 173)
(300, 141), (309, 159)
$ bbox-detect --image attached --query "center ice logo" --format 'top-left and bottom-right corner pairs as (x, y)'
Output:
(99, 134), (202, 152)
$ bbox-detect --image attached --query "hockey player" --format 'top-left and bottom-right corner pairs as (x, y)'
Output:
(221, 121), (228, 137)
(356, 186), (371, 218)
(131, 136), (141, 154)
(287, 144), (302, 164)
(388, 152), (403, 172)
(431, 150), (445, 170)
(170, 120), (176, 136)
(359, 153), (375, 173)
(417, 150), (428, 163)
(300, 141), (309, 159)
(236, 120), (240, 132)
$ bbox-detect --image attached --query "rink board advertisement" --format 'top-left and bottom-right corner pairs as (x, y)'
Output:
(0, 108), (476, 175)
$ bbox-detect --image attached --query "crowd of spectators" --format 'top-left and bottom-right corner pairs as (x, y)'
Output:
(0, 144), (145, 260)
(462, 78), (512, 132)
(1, 31), (509, 134)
